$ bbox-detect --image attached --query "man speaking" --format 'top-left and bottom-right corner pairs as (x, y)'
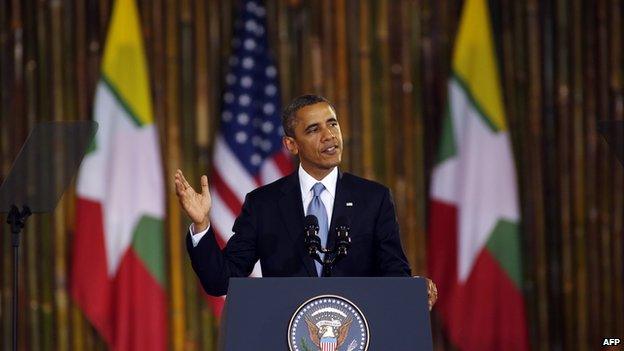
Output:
(175, 95), (436, 307)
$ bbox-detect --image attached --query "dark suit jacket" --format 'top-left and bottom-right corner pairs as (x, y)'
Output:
(186, 170), (412, 296)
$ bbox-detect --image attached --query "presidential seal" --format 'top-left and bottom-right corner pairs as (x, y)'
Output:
(288, 295), (369, 351)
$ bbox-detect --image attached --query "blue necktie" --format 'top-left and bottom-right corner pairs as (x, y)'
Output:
(307, 182), (328, 276)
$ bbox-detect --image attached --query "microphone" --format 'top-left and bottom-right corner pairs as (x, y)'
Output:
(318, 216), (351, 277)
(303, 215), (321, 259)
(303, 215), (351, 277)
(333, 216), (351, 259)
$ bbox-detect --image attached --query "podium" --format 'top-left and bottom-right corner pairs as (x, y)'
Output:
(219, 277), (433, 350)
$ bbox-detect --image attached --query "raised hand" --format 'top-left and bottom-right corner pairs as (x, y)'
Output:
(174, 169), (211, 232)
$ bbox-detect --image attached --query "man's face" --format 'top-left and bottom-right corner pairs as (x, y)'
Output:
(283, 102), (343, 179)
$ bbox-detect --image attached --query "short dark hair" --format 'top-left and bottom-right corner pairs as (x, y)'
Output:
(281, 94), (335, 137)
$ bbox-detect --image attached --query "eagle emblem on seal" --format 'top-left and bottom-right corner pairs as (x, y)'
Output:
(288, 296), (369, 351)
(305, 315), (352, 351)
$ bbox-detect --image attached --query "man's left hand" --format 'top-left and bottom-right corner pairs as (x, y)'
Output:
(426, 278), (438, 311)
(415, 276), (438, 311)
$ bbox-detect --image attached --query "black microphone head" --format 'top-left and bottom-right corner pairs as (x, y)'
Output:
(304, 215), (320, 258)
(304, 215), (318, 227)
(334, 216), (350, 230)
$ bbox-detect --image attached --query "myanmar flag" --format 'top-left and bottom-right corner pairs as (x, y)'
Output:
(427, 0), (529, 350)
(70, 0), (168, 350)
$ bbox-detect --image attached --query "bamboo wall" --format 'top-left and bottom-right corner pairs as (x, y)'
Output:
(0, 0), (623, 350)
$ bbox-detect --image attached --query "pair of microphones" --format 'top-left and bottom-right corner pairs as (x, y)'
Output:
(303, 215), (351, 276)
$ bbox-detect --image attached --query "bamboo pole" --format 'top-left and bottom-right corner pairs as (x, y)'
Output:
(580, 0), (601, 345)
(220, 0), (233, 78)
(378, 0), (393, 185)
(390, 0), (404, 192)
(608, 0), (624, 338)
(35, 1), (54, 349)
(0, 63), (6, 349)
(201, 2), (227, 345)
(511, 4), (542, 350)
(84, 0), (102, 124)
(309, 7), (323, 94)
(569, 0), (588, 347)
(200, 299), (215, 351)
(499, 1), (516, 128)
(516, 2), (546, 348)
(25, 214), (41, 351)
(40, 211), (54, 351)
(320, 0), (334, 100)
(419, 0), (437, 187)
(307, 3), (316, 91)
(50, 1), (69, 350)
(150, 0), (166, 143)
(17, 0), (41, 349)
(206, 0), (220, 145)
(203, 1), (227, 346)
(148, 1), (172, 346)
(195, 0), (210, 152)
(411, 0), (428, 275)
(23, 2), (42, 348)
(277, 0), (292, 106)
(386, 0), (406, 258)
(416, 2), (438, 333)
(344, 0), (361, 176)
(70, 305), (85, 351)
(334, 0), (349, 169)
(50, 0), (71, 348)
(1, 1), (23, 342)
(180, 0), (194, 177)
(0, 0), (7, 339)
(539, 0), (564, 349)
(99, 0), (111, 39)
(189, 0), (210, 347)
(597, 135), (614, 334)
(369, 0), (382, 182)
(398, 0), (417, 272)
(62, 3), (80, 350)
(603, 0), (618, 337)
(554, 0), (574, 348)
(358, 0), (373, 180)
(141, 50), (166, 351)
(165, 0), (186, 349)
(70, 0), (87, 347)
(595, 0), (612, 340)
(179, 0), (201, 349)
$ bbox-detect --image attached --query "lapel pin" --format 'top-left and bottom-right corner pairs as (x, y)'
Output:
(346, 202), (353, 207)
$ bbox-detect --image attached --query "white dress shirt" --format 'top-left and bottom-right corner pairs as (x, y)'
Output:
(298, 164), (337, 223)
(190, 164), (338, 247)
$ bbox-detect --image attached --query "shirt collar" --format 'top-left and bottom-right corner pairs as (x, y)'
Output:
(298, 164), (338, 199)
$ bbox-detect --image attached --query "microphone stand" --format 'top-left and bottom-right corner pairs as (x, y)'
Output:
(305, 223), (351, 277)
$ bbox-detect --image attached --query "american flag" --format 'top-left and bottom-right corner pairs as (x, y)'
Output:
(207, 0), (293, 316)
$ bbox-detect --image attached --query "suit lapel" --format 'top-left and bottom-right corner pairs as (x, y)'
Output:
(278, 171), (317, 277)
(327, 171), (353, 251)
